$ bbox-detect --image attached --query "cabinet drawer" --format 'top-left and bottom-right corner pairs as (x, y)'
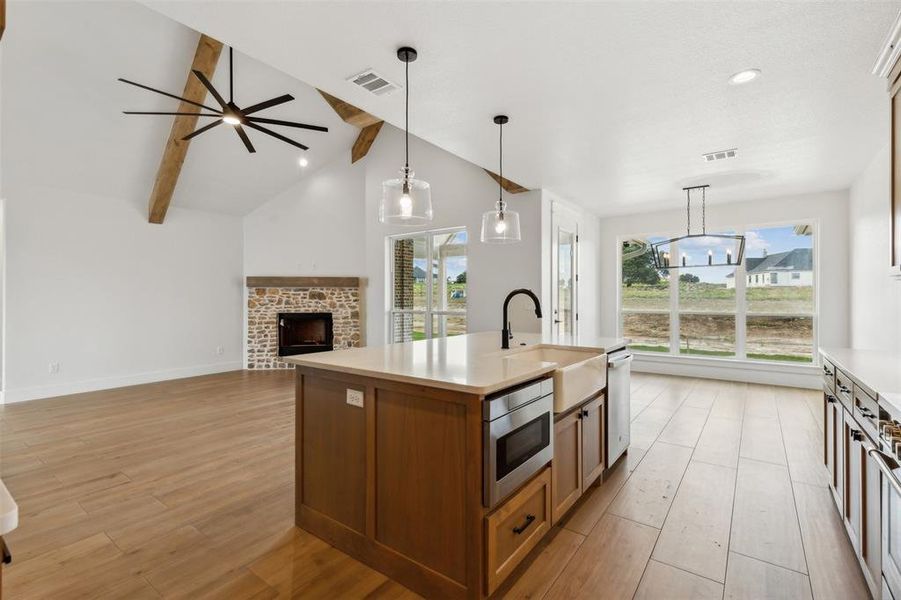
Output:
(836, 369), (854, 411)
(823, 359), (836, 393)
(853, 385), (879, 441)
(485, 467), (551, 595)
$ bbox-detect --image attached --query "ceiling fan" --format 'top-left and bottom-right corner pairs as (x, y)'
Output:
(119, 47), (328, 153)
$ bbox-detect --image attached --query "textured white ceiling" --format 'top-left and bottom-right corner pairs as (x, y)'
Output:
(138, 0), (900, 215)
(1, 1), (358, 216)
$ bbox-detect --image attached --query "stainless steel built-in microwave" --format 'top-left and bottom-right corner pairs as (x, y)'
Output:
(483, 379), (554, 509)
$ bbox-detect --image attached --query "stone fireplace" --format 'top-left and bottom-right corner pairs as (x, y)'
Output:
(246, 277), (364, 369)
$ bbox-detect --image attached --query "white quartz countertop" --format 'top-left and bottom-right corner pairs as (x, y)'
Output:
(0, 478), (18, 536)
(284, 331), (628, 395)
(820, 347), (901, 412)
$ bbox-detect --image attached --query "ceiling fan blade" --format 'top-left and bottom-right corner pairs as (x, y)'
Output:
(181, 119), (223, 141)
(191, 70), (228, 109)
(247, 116), (328, 133)
(242, 94), (294, 115)
(118, 78), (219, 112)
(234, 125), (257, 154)
(123, 111), (222, 117)
(244, 122), (309, 150)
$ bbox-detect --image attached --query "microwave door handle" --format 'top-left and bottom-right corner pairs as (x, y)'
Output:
(867, 446), (901, 497)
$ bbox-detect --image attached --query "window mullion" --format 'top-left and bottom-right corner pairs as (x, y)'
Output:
(670, 240), (679, 355)
(735, 227), (747, 360)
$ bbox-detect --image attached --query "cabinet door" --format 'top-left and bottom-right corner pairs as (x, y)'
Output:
(580, 395), (605, 490)
(825, 395), (844, 513)
(843, 410), (863, 554)
(862, 441), (882, 597)
(552, 410), (582, 524)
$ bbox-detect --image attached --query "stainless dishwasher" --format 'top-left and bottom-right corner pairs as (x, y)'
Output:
(606, 348), (632, 468)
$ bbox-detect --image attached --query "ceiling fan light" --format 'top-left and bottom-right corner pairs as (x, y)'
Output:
(222, 115), (241, 125)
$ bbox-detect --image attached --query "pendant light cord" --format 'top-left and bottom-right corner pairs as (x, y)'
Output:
(498, 120), (503, 204)
(686, 188), (691, 236)
(405, 57), (410, 171)
(702, 186), (707, 235)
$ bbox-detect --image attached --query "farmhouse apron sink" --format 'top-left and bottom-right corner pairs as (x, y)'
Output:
(503, 346), (607, 413)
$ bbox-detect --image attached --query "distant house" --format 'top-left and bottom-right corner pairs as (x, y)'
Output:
(412, 265), (427, 282)
(726, 248), (812, 289)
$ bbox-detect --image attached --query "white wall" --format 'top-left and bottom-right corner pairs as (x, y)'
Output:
(244, 124), (546, 346)
(849, 144), (901, 351)
(598, 190), (850, 387)
(2, 184), (244, 403)
(244, 152), (366, 277)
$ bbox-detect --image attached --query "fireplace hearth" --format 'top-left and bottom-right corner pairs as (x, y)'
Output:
(278, 312), (333, 356)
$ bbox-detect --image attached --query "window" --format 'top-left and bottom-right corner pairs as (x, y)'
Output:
(621, 237), (670, 352)
(389, 228), (467, 342)
(620, 222), (815, 364)
(676, 233), (737, 357)
(745, 225), (814, 362)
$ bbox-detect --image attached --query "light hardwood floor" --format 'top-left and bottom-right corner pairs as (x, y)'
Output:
(0, 370), (869, 599)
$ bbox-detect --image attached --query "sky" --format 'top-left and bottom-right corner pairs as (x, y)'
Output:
(651, 225), (812, 284)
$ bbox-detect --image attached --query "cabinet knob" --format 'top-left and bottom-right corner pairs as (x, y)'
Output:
(581, 408), (590, 418)
(826, 395), (837, 404)
(852, 429), (864, 442)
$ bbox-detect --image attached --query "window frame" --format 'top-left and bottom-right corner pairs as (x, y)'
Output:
(387, 226), (468, 343)
(617, 219), (819, 365)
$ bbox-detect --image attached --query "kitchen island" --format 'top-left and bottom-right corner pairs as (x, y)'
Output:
(284, 331), (626, 599)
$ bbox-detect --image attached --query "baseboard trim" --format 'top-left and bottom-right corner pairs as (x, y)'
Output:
(632, 353), (820, 389)
(2, 361), (244, 403)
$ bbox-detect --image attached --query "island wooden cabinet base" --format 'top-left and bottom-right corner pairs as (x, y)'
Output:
(295, 366), (608, 598)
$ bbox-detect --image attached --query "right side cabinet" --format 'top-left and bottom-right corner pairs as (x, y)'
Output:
(824, 359), (882, 599)
(551, 393), (605, 525)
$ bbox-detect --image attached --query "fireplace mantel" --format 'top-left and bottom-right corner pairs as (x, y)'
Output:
(245, 276), (361, 288)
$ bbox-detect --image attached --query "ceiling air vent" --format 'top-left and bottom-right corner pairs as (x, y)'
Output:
(346, 69), (399, 96)
(702, 148), (737, 163)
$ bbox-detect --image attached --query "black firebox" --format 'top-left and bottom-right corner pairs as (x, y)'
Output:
(277, 312), (334, 356)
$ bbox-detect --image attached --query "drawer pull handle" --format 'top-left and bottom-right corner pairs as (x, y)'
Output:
(512, 514), (536, 535)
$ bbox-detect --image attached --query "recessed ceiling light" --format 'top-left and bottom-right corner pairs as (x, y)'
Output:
(729, 69), (761, 85)
(298, 157), (309, 168)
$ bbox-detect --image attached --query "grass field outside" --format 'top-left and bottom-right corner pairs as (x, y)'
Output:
(621, 282), (814, 363)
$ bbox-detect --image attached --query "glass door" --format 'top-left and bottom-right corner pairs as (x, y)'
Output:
(551, 204), (579, 338)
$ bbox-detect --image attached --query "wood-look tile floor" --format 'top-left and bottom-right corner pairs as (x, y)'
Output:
(0, 370), (869, 599)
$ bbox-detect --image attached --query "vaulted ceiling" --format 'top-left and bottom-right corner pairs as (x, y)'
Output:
(138, 0), (900, 215)
(1, 1), (358, 216)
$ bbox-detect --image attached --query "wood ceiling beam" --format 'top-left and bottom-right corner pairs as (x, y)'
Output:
(147, 34), (223, 224)
(317, 89), (384, 163)
(484, 169), (530, 194)
(317, 89), (382, 128)
(351, 121), (384, 164)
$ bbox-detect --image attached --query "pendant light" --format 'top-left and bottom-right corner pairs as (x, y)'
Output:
(481, 115), (521, 243)
(650, 185), (745, 269)
(380, 47), (433, 225)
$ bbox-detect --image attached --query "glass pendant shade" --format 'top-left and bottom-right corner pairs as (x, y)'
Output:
(380, 167), (432, 224)
(480, 200), (521, 243)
